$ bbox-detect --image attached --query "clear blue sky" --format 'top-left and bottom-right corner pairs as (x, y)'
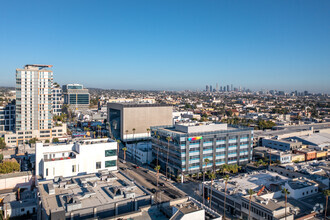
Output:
(1, 0), (329, 92)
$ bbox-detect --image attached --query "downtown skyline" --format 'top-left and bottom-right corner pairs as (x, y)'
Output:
(0, 0), (330, 93)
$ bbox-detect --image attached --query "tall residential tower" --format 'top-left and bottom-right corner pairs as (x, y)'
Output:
(16, 64), (53, 131)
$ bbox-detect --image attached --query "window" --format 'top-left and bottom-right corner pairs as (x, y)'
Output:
(46, 168), (48, 176)
(72, 165), (76, 172)
(105, 149), (116, 157)
(96, 162), (101, 169)
(105, 160), (116, 168)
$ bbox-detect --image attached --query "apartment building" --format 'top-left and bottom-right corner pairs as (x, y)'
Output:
(52, 85), (62, 116)
(151, 123), (253, 177)
(0, 100), (15, 132)
(35, 138), (117, 180)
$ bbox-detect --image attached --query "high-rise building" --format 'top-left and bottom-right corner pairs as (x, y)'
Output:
(0, 100), (15, 131)
(52, 84), (63, 116)
(4, 65), (67, 147)
(210, 85), (213, 93)
(220, 86), (223, 92)
(216, 83), (219, 92)
(231, 84), (233, 91)
(16, 64), (53, 131)
(205, 85), (209, 92)
(227, 85), (230, 92)
(62, 84), (90, 111)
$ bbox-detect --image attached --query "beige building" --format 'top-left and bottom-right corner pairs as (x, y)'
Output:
(107, 103), (172, 141)
(4, 124), (67, 147)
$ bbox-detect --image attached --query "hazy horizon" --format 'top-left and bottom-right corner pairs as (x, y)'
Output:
(1, 1), (329, 93)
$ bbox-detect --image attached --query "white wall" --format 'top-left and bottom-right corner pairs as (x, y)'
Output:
(36, 139), (117, 180)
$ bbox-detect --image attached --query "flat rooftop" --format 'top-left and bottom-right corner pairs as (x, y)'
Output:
(206, 170), (289, 197)
(107, 102), (171, 108)
(287, 178), (316, 190)
(38, 171), (150, 216)
(155, 123), (251, 136)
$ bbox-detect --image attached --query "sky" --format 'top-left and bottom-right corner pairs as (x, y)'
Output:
(0, 0), (330, 93)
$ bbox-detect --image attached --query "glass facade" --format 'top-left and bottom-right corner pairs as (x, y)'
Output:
(105, 149), (117, 157)
(151, 124), (253, 176)
(105, 160), (116, 168)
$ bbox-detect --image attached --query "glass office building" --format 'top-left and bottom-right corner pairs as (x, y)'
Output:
(62, 84), (90, 111)
(151, 123), (253, 177)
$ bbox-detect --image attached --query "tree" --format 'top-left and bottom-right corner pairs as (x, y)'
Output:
(165, 136), (171, 180)
(282, 188), (290, 220)
(208, 172), (216, 209)
(248, 189), (255, 220)
(52, 138), (59, 143)
(122, 147), (127, 161)
(97, 125), (102, 137)
(155, 165), (161, 187)
(324, 189), (330, 220)
(146, 128), (150, 137)
(0, 154), (3, 162)
(223, 175), (230, 220)
(0, 161), (20, 174)
(132, 128), (136, 163)
(203, 158), (210, 205)
(116, 140), (121, 156)
(0, 137), (6, 150)
(45, 139), (50, 143)
(156, 135), (160, 166)
(29, 138), (38, 144)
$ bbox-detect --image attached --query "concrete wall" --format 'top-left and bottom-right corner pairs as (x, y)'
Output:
(0, 172), (33, 190)
(36, 139), (117, 179)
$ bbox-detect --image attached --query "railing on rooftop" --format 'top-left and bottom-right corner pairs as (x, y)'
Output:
(151, 124), (253, 139)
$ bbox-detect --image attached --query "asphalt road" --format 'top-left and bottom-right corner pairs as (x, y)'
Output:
(118, 160), (186, 203)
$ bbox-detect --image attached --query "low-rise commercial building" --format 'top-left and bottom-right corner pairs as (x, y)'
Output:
(294, 148), (316, 161)
(254, 147), (292, 164)
(262, 138), (302, 151)
(291, 154), (305, 162)
(35, 138), (117, 180)
(126, 142), (152, 164)
(37, 171), (153, 219)
(151, 123), (253, 177)
(4, 123), (67, 147)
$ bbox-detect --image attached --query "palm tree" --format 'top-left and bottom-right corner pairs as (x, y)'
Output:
(97, 125), (102, 137)
(146, 128), (150, 138)
(203, 158), (210, 205)
(324, 190), (330, 220)
(208, 172), (216, 209)
(116, 139), (121, 156)
(122, 147), (127, 161)
(282, 188), (290, 220)
(125, 130), (129, 143)
(165, 136), (171, 180)
(156, 135), (160, 166)
(132, 128), (136, 163)
(223, 175), (230, 220)
(248, 189), (255, 220)
(155, 165), (161, 186)
(269, 149), (272, 166)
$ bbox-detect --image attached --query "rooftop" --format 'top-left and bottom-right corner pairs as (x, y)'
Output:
(206, 170), (289, 198)
(38, 171), (150, 216)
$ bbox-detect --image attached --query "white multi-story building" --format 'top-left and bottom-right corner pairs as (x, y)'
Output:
(36, 138), (117, 180)
(52, 85), (63, 116)
(4, 65), (67, 146)
(16, 64), (53, 131)
(126, 142), (152, 164)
